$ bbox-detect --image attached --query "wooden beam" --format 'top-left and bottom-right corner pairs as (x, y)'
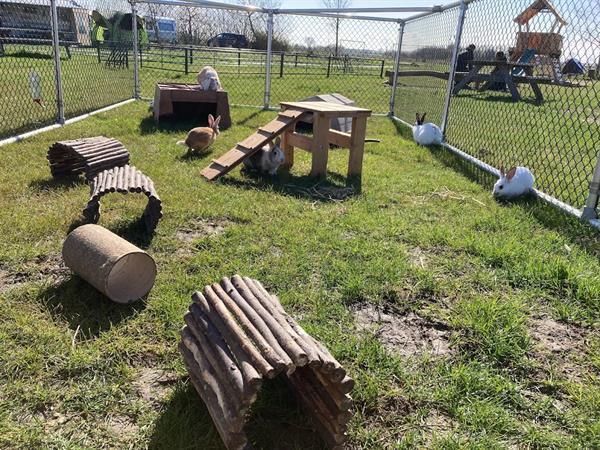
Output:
(286, 132), (313, 152)
(328, 129), (352, 148)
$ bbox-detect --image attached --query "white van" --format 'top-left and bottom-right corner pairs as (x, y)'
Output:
(145, 16), (177, 43)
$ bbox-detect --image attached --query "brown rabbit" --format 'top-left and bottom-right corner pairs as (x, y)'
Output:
(176, 114), (221, 154)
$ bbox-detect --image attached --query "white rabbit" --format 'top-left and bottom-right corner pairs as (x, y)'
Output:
(197, 66), (222, 91)
(492, 166), (535, 199)
(413, 113), (443, 146)
(243, 138), (285, 176)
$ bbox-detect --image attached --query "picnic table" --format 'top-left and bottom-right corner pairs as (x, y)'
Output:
(453, 60), (544, 104)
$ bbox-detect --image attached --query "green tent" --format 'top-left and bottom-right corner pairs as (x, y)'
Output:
(91, 10), (148, 48)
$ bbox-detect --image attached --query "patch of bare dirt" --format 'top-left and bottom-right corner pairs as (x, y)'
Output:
(407, 246), (432, 269)
(133, 368), (180, 406)
(0, 254), (68, 293)
(529, 316), (592, 382)
(176, 218), (232, 242)
(106, 414), (139, 440)
(354, 305), (454, 357)
(423, 410), (457, 435)
(530, 316), (587, 354)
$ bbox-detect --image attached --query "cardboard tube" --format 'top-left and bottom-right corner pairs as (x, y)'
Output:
(62, 224), (156, 303)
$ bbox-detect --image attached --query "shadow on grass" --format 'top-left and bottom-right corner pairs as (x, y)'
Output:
(139, 115), (199, 135)
(29, 176), (86, 191)
(454, 90), (547, 107)
(177, 149), (213, 162)
(424, 141), (600, 258)
(37, 276), (146, 339)
(235, 108), (266, 126)
(68, 216), (155, 249)
(220, 169), (361, 202)
(149, 378), (326, 450)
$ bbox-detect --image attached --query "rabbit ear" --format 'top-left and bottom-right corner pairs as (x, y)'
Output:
(506, 167), (518, 180)
(208, 114), (214, 126)
(422, 112), (427, 122)
(415, 113), (420, 122)
(274, 137), (281, 146)
(213, 116), (221, 127)
(498, 165), (505, 177)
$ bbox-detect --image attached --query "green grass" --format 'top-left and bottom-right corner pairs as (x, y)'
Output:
(3, 44), (598, 214)
(1, 100), (600, 449)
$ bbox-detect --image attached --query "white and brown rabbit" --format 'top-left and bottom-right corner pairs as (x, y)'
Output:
(197, 66), (222, 91)
(243, 138), (285, 175)
(176, 114), (221, 154)
(493, 166), (535, 199)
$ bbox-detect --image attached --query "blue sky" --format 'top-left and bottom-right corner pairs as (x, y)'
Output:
(234, 0), (457, 20)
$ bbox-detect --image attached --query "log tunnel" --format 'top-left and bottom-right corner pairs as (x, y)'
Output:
(179, 275), (354, 450)
(82, 164), (163, 233)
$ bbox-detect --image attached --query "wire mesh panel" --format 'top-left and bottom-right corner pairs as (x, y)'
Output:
(58, 0), (135, 118)
(270, 14), (398, 114)
(445, 0), (600, 210)
(0, 0), (59, 138)
(135, 3), (268, 107)
(393, 7), (459, 126)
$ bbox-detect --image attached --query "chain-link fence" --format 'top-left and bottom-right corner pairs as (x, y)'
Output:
(1, 0), (599, 225)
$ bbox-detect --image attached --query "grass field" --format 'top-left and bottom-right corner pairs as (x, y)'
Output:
(2, 44), (598, 213)
(1, 101), (600, 449)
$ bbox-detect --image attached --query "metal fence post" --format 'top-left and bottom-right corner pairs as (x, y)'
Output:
(131, 0), (140, 99)
(440, 0), (468, 134)
(263, 11), (274, 109)
(50, 0), (65, 124)
(582, 154), (600, 220)
(389, 21), (405, 116)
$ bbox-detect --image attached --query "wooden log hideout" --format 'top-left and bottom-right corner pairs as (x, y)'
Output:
(83, 165), (163, 232)
(180, 276), (354, 450)
(47, 136), (130, 181)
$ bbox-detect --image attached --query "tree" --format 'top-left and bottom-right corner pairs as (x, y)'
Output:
(321, 0), (352, 57)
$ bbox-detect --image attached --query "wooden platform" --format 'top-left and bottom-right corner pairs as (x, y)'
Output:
(279, 101), (372, 179)
(153, 83), (232, 129)
(201, 101), (372, 182)
(180, 275), (353, 450)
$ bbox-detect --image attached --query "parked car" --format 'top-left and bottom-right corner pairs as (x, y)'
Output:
(145, 16), (177, 43)
(207, 33), (248, 48)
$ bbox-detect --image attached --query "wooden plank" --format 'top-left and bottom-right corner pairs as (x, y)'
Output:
(348, 116), (367, 177)
(310, 114), (330, 178)
(328, 130), (352, 148)
(214, 145), (256, 168)
(238, 130), (272, 150)
(260, 117), (295, 134)
(280, 129), (295, 170)
(280, 101), (372, 116)
(286, 132), (313, 152)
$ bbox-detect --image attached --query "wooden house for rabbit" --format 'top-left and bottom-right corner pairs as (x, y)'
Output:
(153, 83), (232, 129)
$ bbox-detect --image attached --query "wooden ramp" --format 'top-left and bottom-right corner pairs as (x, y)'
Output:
(201, 108), (308, 181)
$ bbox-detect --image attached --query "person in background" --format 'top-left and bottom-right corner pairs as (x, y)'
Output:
(456, 44), (476, 72)
(489, 51), (508, 91)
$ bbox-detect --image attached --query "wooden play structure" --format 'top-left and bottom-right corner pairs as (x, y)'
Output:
(83, 165), (163, 232)
(47, 137), (130, 181)
(511, 0), (567, 83)
(63, 224), (157, 303)
(180, 275), (354, 449)
(154, 83), (232, 129)
(201, 101), (371, 181)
